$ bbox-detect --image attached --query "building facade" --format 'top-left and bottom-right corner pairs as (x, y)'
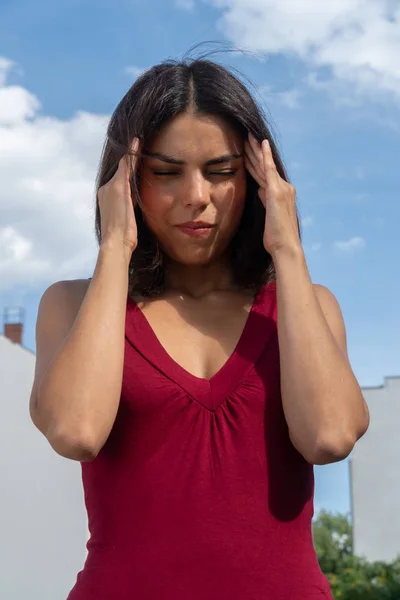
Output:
(350, 376), (400, 563)
(0, 321), (87, 600)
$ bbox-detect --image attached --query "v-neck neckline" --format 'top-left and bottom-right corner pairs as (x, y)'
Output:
(125, 281), (276, 412)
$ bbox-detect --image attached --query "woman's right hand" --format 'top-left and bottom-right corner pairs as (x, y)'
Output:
(97, 138), (140, 257)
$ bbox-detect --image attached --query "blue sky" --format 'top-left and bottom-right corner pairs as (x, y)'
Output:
(1, 0), (399, 517)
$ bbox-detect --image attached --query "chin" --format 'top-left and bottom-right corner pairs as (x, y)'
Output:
(165, 246), (223, 267)
(171, 253), (215, 267)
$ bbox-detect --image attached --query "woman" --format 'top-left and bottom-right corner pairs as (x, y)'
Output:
(30, 58), (370, 599)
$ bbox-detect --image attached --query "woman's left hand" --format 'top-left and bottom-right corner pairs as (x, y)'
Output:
(244, 132), (301, 257)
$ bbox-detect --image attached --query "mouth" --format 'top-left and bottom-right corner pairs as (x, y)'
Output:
(175, 221), (216, 238)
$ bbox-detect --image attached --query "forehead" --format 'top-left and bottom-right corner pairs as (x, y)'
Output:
(149, 112), (243, 158)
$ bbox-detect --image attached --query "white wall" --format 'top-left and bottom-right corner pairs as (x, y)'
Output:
(0, 335), (87, 600)
(351, 376), (400, 563)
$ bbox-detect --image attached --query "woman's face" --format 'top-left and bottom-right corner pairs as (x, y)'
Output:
(139, 112), (247, 265)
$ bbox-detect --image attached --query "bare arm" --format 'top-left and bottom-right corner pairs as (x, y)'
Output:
(243, 132), (369, 465)
(30, 147), (139, 461)
(30, 243), (131, 461)
(274, 247), (370, 466)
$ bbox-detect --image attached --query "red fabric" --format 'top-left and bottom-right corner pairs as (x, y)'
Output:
(67, 281), (333, 599)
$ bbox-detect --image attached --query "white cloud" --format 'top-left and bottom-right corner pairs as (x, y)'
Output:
(306, 71), (363, 108)
(124, 65), (146, 79)
(0, 227), (32, 261)
(174, 0), (196, 10)
(209, 0), (400, 101)
(279, 88), (303, 110)
(333, 168), (371, 185)
(0, 57), (109, 291)
(0, 58), (38, 125)
(0, 85), (41, 125)
(334, 236), (366, 251)
(0, 57), (14, 86)
(311, 242), (322, 252)
(261, 84), (304, 109)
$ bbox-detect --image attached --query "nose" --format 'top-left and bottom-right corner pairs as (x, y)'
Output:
(181, 171), (210, 208)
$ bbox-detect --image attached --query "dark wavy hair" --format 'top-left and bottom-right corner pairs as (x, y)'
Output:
(95, 54), (301, 298)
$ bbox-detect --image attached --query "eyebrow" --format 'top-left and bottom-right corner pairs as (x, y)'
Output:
(142, 151), (243, 166)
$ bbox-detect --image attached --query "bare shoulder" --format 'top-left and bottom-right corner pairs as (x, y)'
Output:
(313, 283), (348, 356)
(30, 278), (91, 424)
(35, 276), (91, 353)
(39, 278), (90, 317)
(313, 284), (342, 316)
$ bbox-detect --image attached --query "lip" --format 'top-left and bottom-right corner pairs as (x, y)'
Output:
(176, 221), (215, 229)
(175, 221), (216, 238)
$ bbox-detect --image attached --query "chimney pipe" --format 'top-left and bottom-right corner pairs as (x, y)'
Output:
(3, 307), (25, 346)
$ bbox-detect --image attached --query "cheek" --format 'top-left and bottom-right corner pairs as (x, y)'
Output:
(139, 180), (172, 226)
(217, 179), (247, 223)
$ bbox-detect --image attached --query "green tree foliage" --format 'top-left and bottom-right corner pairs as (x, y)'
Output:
(313, 510), (400, 599)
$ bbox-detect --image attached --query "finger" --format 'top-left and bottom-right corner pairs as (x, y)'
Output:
(245, 142), (265, 183)
(114, 154), (130, 183)
(244, 155), (263, 187)
(246, 136), (265, 178)
(261, 139), (278, 179)
(131, 137), (140, 159)
(248, 132), (265, 165)
(128, 137), (141, 171)
(120, 138), (140, 169)
(115, 139), (140, 182)
(129, 138), (142, 206)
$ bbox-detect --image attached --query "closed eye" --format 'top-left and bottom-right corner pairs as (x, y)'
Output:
(210, 170), (237, 176)
(153, 171), (180, 176)
(152, 170), (237, 176)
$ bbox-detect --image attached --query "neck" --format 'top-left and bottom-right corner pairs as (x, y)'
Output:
(164, 257), (235, 299)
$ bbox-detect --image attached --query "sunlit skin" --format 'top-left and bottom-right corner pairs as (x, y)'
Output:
(138, 112), (247, 295)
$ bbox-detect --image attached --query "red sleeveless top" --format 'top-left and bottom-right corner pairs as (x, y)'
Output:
(67, 281), (333, 599)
